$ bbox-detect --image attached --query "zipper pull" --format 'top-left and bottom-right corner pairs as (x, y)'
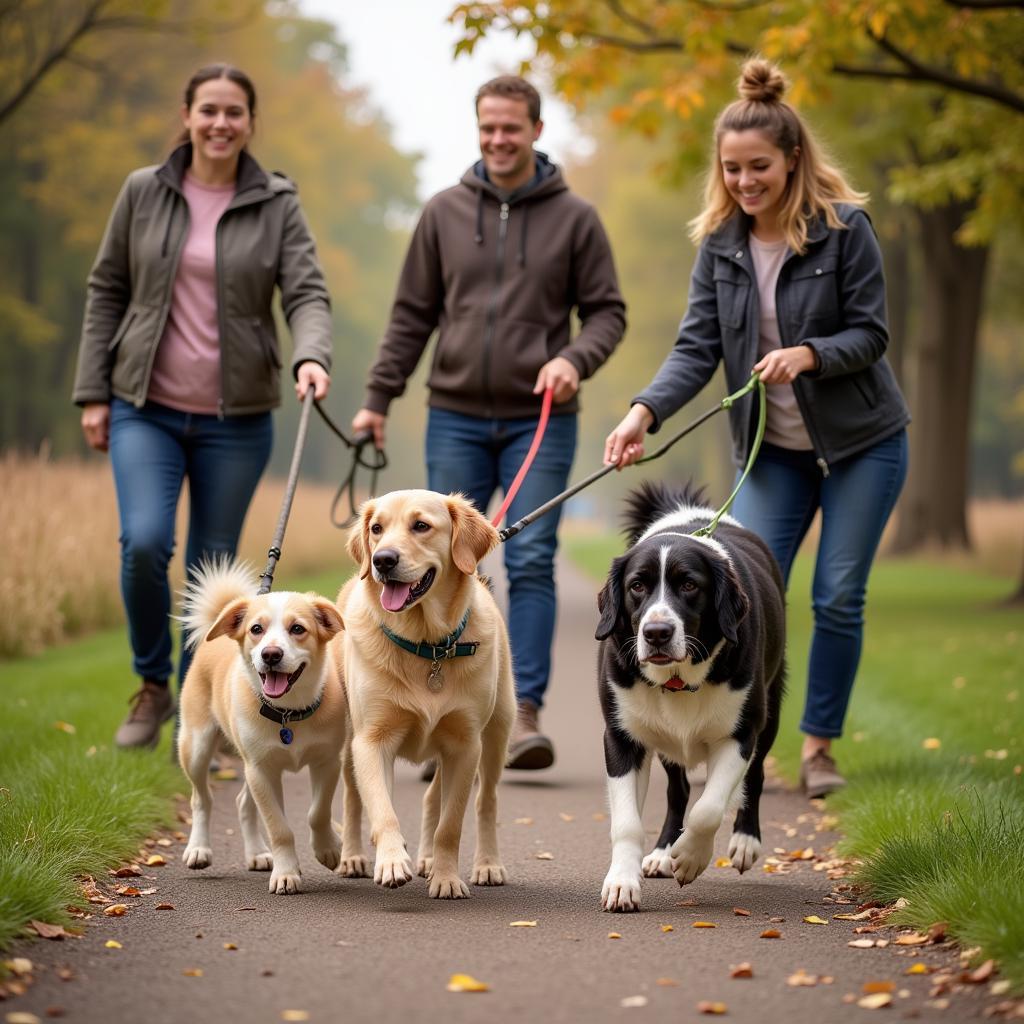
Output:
(500, 202), (509, 220)
(816, 456), (830, 478)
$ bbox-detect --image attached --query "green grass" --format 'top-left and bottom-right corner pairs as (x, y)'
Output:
(566, 534), (1024, 989)
(0, 567), (347, 952)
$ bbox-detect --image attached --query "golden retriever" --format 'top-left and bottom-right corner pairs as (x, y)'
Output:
(178, 560), (368, 894)
(337, 490), (515, 899)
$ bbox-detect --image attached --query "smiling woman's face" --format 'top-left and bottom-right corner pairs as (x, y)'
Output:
(719, 129), (797, 230)
(182, 77), (253, 175)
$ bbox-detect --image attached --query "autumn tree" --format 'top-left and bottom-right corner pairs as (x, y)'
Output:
(451, 0), (1024, 551)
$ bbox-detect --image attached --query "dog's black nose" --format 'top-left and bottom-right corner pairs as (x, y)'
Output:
(262, 645), (283, 666)
(642, 621), (675, 646)
(372, 548), (400, 575)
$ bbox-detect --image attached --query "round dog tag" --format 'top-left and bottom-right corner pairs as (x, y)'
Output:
(280, 727), (294, 745)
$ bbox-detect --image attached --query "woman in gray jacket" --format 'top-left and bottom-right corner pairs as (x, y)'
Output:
(605, 58), (909, 798)
(73, 64), (333, 749)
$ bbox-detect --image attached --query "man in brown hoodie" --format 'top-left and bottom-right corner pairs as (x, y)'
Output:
(352, 76), (626, 770)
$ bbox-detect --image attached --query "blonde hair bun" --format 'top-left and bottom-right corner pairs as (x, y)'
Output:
(738, 58), (787, 103)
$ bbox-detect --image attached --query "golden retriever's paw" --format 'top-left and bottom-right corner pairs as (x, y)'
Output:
(374, 854), (413, 888)
(183, 845), (213, 870)
(470, 862), (507, 886)
(338, 854), (370, 878)
(601, 869), (642, 912)
(641, 846), (673, 877)
(428, 873), (470, 899)
(416, 855), (433, 878)
(269, 868), (302, 894)
(313, 841), (342, 871)
(246, 850), (273, 871)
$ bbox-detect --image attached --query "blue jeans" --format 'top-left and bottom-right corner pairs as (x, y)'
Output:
(425, 407), (578, 709)
(109, 398), (273, 689)
(730, 430), (908, 738)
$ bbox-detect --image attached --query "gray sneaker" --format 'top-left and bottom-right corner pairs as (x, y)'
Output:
(505, 700), (555, 770)
(800, 749), (846, 799)
(115, 680), (175, 749)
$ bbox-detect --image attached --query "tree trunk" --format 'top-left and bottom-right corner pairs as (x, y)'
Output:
(891, 199), (990, 552)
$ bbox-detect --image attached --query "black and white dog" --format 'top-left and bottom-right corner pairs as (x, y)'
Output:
(595, 482), (786, 912)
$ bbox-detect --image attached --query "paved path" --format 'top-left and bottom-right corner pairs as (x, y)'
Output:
(9, 558), (999, 1022)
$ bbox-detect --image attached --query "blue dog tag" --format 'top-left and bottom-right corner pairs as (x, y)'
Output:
(280, 727), (293, 745)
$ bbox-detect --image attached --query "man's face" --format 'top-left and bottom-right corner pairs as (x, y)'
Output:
(477, 95), (543, 190)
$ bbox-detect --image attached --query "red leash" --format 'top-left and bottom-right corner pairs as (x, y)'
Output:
(491, 387), (553, 528)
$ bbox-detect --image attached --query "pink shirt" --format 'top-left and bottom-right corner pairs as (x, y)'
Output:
(748, 233), (813, 451)
(147, 174), (235, 413)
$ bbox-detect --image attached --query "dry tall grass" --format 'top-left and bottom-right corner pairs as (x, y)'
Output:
(0, 450), (355, 658)
(3, 451), (1021, 659)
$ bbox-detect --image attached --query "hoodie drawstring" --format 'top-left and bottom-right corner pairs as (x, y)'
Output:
(474, 189), (484, 245)
(161, 194), (176, 258)
(518, 204), (529, 267)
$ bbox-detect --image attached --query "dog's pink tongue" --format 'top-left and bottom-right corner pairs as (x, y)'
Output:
(262, 671), (290, 698)
(380, 581), (412, 612)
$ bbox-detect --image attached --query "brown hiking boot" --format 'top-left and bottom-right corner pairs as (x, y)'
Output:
(115, 680), (175, 749)
(505, 700), (555, 770)
(800, 749), (846, 799)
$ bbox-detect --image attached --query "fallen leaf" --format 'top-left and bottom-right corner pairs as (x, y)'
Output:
(857, 992), (893, 1009)
(513, 817), (533, 825)
(110, 866), (142, 878)
(927, 921), (949, 943)
(769, 916), (785, 923)
(848, 939), (876, 949)
(692, 922), (716, 928)
(905, 963), (932, 975)
(534, 852), (554, 860)
(661, 924), (674, 933)
(894, 932), (929, 946)
(834, 909), (875, 921)
(115, 886), (141, 897)
(656, 978), (679, 987)
(46, 1011), (68, 1021)
(154, 903), (174, 911)
(787, 969), (818, 987)
(715, 857), (732, 867)
(608, 932), (622, 939)
(155, 838), (173, 847)
(103, 904), (128, 917)
(759, 929), (782, 939)
(145, 855), (166, 867)
(730, 963), (754, 979)
(182, 968), (203, 977)
(138, 888), (158, 896)
(863, 980), (896, 994)
(53, 721), (76, 734)
(620, 995), (648, 1008)
(29, 921), (66, 941)
(5, 1013), (42, 1024)
(962, 959), (995, 984)
(509, 921), (537, 928)
(559, 813), (574, 822)
(4, 959), (33, 977)
(592, 813), (607, 821)
(104, 941), (121, 949)
(990, 979), (1012, 995)
(922, 738), (941, 750)
(236, 907), (257, 912)
(281, 1014), (310, 1023)
(446, 973), (489, 993)
(733, 908), (750, 917)
(696, 1001), (728, 1015)
(803, 915), (828, 925)
(223, 943), (238, 950)
(55, 969), (74, 982)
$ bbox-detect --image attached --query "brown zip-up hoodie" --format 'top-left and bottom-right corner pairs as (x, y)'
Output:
(363, 158), (626, 419)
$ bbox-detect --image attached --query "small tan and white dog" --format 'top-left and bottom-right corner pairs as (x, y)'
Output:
(338, 490), (515, 899)
(178, 560), (367, 894)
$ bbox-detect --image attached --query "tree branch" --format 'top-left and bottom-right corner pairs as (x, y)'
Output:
(602, 0), (660, 38)
(943, 0), (1024, 8)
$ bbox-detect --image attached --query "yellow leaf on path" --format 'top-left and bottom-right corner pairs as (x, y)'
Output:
(905, 963), (932, 975)
(692, 921), (716, 928)
(6, 1012), (42, 1024)
(922, 738), (941, 750)
(446, 973), (489, 993)
(697, 1001), (728, 1015)
(509, 921), (537, 927)
(803, 915), (828, 925)
(104, 940), (122, 949)
(103, 904), (128, 917)
(182, 968), (203, 977)
(145, 855), (166, 867)
(857, 992), (893, 1009)
(661, 924), (674, 933)
(281, 1014), (310, 1023)
(730, 962), (754, 978)
(53, 721), (76, 734)
(534, 851), (554, 860)
(608, 932), (622, 939)
(715, 857), (731, 867)
(3, 959), (33, 976)
(863, 981), (896, 994)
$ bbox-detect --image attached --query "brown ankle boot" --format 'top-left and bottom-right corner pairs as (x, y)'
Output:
(115, 680), (175, 749)
(800, 749), (846, 799)
(505, 700), (555, 770)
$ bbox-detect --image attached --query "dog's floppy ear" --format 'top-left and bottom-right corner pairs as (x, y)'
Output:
(347, 499), (376, 580)
(595, 555), (627, 641)
(447, 494), (499, 575)
(711, 558), (750, 645)
(206, 597), (249, 642)
(310, 597), (344, 639)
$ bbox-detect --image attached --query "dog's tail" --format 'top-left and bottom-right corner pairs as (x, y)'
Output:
(178, 557), (259, 651)
(621, 480), (709, 545)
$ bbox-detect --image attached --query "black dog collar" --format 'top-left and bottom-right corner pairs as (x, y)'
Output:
(258, 691), (323, 745)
